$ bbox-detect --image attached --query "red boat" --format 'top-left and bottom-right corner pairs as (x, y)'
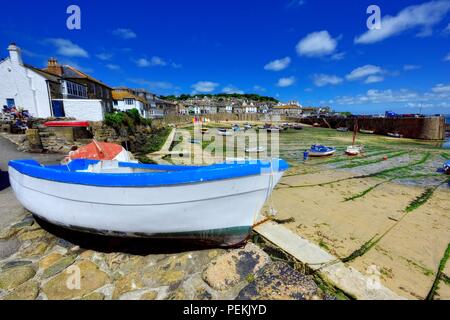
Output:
(44, 121), (90, 128)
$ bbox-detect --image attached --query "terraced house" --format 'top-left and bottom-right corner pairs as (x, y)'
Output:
(0, 43), (113, 121)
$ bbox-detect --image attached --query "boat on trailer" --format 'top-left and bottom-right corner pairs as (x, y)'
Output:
(8, 158), (288, 247)
(308, 145), (336, 157)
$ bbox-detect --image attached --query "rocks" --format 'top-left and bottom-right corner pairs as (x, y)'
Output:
(3, 280), (39, 300)
(0, 266), (36, 290)
(140, 291), (158, 300)
(81, 292), (105, 300)
(18, 229), (48, 241)
(202, 243), (270, 291)
(42, 254), (77, 279)
(20, 242), (49, 258)
(39, 253), (63, 270)
(1, 260), (33, 270)
(237, 262), (325, 300)
(0, 239), (21, 260)
(42, 260), (110, 300)
(112, 272), (144, 300)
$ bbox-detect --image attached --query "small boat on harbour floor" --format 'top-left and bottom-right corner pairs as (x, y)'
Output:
(387, 132), (403, 138)
(360, 129), (375, 134)
(8, 158), (288, 246)
(337, 127), (349, 132)
(444, 160), (450, 175)
(345, 145), (364, 156)
(218, 128), (232, 136)
(309, 145), (336, 157)
(245, 147), (266, 153)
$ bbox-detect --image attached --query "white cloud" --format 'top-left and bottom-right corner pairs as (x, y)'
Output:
(129, 78), (178, 91)
(96, 53), (113, 60)
(444, 53), (450, 61)
(222, 86), (244, 94)
(364, 75), (384, 84)
(264, 57), (291, 71)
(403, 64), (421, 71)
(444, 23), (450, 33)
(277, 76), (296, 87)
(171, 62), (182, 69)
(346, 65), (383, 81)
(312, 74), (343, 87)
(253, 85), (266, 92)
(47, 38), (89, 58)
(331, 52), (346, 61)
(135, 56), (167, 67)
(113, 28), (137, 39)
(432, 83), (450, 93)
(296, 30), (338, 57)
(286, 0), (306, 8)
(192, 81), (219, 93)
(335, 87), (450, 109)
(355, 1), (450, 44)
(106, 64), (120, 70)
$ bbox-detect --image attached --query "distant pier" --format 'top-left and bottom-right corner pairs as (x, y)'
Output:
(294, 116), (446, 140)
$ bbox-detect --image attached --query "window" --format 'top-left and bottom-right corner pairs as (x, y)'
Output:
(113, 101), (118, 106)
(65, 81), (87, 98)
(125, 99), (134, 105)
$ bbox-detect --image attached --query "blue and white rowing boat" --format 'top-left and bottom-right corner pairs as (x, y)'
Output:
(8, 158), (288, 246)
(309, 145), (336, 157)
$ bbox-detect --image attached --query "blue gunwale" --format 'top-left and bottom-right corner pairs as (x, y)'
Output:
(9, 159), (289, 187)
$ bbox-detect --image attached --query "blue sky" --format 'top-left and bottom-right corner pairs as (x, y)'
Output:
(1, 0), (449, 114)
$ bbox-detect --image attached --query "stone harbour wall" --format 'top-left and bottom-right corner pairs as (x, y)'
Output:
(0, 214), (333, 300)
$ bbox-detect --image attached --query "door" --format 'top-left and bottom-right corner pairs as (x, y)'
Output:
(51, 100), (65, 118)
(6, 99), (15, 107)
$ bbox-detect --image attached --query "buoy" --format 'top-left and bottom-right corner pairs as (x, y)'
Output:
(383, 156), (388, 161)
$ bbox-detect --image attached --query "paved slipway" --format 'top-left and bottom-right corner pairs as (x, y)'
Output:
(0, 135), (332, 300)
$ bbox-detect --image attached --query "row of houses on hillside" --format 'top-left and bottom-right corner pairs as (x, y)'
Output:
(0, 43), (175, 121)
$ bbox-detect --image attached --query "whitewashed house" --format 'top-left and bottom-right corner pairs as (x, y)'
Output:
(112, 88), (148, 117)
(0, 43), (112, 121)
(0, 43), (55, 118)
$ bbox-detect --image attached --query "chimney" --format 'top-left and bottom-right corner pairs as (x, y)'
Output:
(8, 42), (23, 65)
(46, 57), (63, 76)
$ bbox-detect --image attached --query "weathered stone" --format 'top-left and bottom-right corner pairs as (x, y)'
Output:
(165, 287), (186, 300)
(3, 280), (39, 300)
(202, 243), (270, 291)
(20, 242), (49, 258)
(1, 260), (33, 270)
(0, 266), (36, 290)
(11, 217), (34, 230)
(104, 253), (147, 273)
(112, 272), (144, 300)
(236, 262), (324, 300)
(55, 238), (76, 250)
(144, 269), (185, 287)
(0, 238), (21, 259)
(81, 292), (105, 300)
(42, 260), (110, 300)
(140, 291), (158, 300)
(42, 254), (77, 279)
(39, 253), (63, 270)
(79, 250), (95, 260)
(18, 229), (47, 241)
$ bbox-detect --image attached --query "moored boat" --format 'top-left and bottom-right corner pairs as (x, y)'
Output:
(245, 147), (266, 153)
(65, 140), (132, 163)
(387, 132), (403, 138)
(444, 160), (450, 175)
(308, 145), (336, 157)
(8, 158), (288, 246)
(218, 128), (232, 136)
(337, 127), (349, 132)
(345, 145), (363, 156)
(360, 129), (374, 134)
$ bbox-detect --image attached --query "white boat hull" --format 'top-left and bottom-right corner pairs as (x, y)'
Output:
(9, 167), (283, 246)
(309, 150), (336, 157)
